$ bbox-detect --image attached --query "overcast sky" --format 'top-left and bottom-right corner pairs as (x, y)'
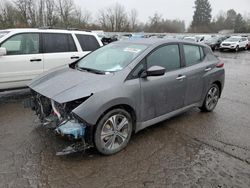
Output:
(75, 0), (250, 26)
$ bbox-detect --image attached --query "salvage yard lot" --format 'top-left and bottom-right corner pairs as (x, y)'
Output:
(0, 51), (250, 188)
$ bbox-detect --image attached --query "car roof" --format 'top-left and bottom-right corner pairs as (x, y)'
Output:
(0, 28), (95, 35)
(115, 38), (207, 47)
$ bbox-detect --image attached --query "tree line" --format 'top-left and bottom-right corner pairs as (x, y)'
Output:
(0, 0), (249, 33)
(0, 0), (185, 33)
(189, 0), (250, 33)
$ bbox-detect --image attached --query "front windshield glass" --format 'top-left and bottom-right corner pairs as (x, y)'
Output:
(206, 37), (217, 43)
(77, 43), (148, 72)
(226, 38), (240, 42)
(0, 31), (9, 39)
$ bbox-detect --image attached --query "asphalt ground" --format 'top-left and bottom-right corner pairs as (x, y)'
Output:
(0, 50), (250, 188)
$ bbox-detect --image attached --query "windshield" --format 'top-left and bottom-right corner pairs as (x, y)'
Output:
(205, 37), (218, 43)
(226, 38), (240, 42)
(77, 43), (148, 72)
(0, 31), (9, 39)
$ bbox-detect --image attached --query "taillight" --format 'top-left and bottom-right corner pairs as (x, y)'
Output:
(216, 62), (224, 68)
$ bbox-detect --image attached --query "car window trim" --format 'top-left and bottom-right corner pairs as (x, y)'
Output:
(0, 32), (42, 55)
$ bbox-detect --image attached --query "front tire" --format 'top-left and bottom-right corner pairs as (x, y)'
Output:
(94, 109), (133, 155)
(235, 46), (239, 52)
(200, 84), (220, 112)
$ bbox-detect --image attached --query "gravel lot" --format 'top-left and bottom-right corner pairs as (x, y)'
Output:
(0, 50), (250, 188)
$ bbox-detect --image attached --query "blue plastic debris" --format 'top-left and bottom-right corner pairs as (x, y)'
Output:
(55, 120), (86, 139)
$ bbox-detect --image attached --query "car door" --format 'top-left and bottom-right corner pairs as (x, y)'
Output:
(42, 33), (80, 72)
(182, 44), (209, 106)
(0, 33), (43, 90)
(139, 44), (187, 122)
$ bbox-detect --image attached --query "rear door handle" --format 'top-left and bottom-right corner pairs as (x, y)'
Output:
(30, 59), (42, 62)
(176, 75), (186, 80)
(205, 67), (212, 72)
(70, 56), (80, 59)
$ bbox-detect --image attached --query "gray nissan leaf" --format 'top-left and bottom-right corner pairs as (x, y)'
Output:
(28, 39), (225, 155)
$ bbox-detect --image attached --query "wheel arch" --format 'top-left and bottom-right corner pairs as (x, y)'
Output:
(212, 81), (222, 97)
(95, 104), (137, 132)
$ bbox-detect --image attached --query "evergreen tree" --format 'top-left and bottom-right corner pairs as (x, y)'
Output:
(234, 13), (246, 33)
(190, 0), (212, 32)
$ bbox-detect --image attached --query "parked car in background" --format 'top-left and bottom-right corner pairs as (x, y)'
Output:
(204, 36), (226, 51)
(101, 34), (118, 45)
(0, 28), (102, 91)
(220, 36), (248, 52)
(183, 36), (197, 42)
(195, 35), (213, 43)
(28, 39), (225, 155)
(248, 37), (250, 50)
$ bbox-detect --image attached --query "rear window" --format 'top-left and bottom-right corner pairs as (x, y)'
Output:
(76, 34), (100, 51)
(43, 33), (77, 53)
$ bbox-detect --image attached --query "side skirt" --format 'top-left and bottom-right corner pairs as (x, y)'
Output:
(135, 103), (200, 133)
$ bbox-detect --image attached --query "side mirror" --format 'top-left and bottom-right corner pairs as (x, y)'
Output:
(0, 47), (7, 56)
(141, 66), (166, 78)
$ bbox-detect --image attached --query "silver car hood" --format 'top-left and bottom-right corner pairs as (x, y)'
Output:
(29, 66), (116, 103)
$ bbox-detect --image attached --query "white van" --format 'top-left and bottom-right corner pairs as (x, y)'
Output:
(0, 28), (103, 90)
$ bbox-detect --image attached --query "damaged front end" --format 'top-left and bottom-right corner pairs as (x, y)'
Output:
(30, 90), (93, 155)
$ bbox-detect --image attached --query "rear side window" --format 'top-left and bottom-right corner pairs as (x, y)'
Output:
(43, 33), (77, 53)
(76, 34), (100, 51)
(147, 44), (180, 71)
(183, 44), (203, 66)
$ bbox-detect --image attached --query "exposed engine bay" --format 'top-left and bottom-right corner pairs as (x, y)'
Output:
(29, 90), (93, 155)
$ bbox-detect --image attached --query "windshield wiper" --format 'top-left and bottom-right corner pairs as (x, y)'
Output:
(76, 66), (106, 74)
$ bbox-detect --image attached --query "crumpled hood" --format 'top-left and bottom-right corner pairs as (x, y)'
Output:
(29, 66), (117, 103)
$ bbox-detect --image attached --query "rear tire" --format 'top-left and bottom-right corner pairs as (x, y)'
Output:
(94, 109), (133, 155)
(200, 84), (220, 112)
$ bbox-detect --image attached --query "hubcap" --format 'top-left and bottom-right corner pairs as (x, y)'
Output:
(101, 114), (130, 151)
(206, 86), (219, 110)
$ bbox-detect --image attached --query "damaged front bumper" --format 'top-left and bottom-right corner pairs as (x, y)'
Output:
(55, 120), (86, 140)
(25, 90), (93, 155)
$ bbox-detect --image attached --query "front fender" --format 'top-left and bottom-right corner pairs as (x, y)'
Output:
(72, 79), (140, 125)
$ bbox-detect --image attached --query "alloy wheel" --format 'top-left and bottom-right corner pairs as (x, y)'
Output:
(205, 86), (219, 111)
(100, 114), (130, 151)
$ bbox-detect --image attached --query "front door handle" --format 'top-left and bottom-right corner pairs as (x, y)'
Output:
(71, 56), (80, 59)
(205, 67), (212, 72)
(30, 59), (42, 62)
(176, 75), (186, 80)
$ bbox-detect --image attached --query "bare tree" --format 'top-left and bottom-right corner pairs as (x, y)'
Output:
(98, 3), (128, 32)
(15, 0), (37, 27)
(129, 9), (138, 31)
(15, 0), (28, 25)
(44, 0), (57, 26)
(56, 0), (74, 27)
(0, 1), (18, 28)
(74, 8), (91, 28)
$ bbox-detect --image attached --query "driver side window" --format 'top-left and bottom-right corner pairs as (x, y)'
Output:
(1, 33), (39, 55)
(146, 44), (181, 71)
